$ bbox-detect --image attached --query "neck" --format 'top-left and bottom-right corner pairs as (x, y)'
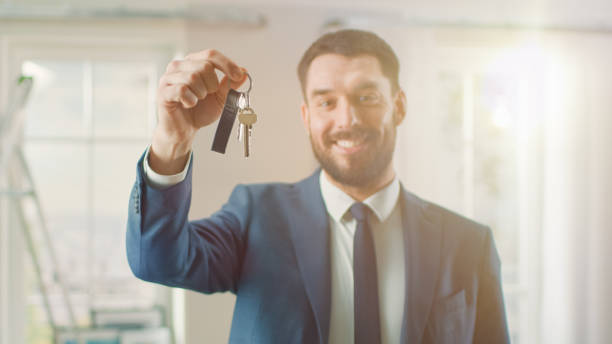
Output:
(323, 165), (396, 202)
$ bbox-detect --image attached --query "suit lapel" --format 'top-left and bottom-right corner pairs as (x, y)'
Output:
(286, 174), (441, 344)
(287, 169), (331, 344)
(399, 187), (442, 344)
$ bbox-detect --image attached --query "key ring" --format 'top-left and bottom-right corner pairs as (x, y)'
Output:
(212, 71), (257, 156)
(237, 73), (253, 109)
(244, 72), (252, 95)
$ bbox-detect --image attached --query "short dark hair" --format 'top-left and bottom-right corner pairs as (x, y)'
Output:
(297, 29), (400, 98)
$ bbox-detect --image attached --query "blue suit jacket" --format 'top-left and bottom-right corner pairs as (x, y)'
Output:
(127, 153), (510, 343)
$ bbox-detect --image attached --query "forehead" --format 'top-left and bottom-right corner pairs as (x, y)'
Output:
(305, 54), (389, 94)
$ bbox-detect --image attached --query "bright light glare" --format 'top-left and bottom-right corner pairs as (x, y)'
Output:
(21, 60), (54, 90)
(482, 39), (565, 132)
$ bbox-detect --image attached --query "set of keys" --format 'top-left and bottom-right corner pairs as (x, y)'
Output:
(236, 84), (257, 157)
(211, 72), (258, 158)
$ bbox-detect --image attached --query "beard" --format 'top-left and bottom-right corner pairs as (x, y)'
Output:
(309, 125), (396, 188)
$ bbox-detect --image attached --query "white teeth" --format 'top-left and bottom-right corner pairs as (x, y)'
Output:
(336, 140), (361, 148)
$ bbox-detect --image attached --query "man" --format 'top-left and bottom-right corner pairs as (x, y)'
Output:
(127, 29), (510, 343)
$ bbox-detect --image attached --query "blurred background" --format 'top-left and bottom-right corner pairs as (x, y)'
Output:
(1, 0), (611, 343)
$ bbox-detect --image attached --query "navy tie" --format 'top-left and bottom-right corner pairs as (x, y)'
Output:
(350, 203), (381, 344)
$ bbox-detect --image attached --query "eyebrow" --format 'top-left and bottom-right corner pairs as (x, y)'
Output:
(309, 81), (381, 98)
(309, 88), (333, 98)
(353, 81), (380, 91)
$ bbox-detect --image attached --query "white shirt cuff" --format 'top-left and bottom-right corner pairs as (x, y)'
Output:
(142, 145), (192, 189)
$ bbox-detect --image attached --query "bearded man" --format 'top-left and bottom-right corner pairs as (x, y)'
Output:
(126, 29), (510, 344)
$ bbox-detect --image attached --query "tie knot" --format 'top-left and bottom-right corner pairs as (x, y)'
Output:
(350, 202), (369, 222)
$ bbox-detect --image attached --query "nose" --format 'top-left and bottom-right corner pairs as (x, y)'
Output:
(335, 97), (359, 128)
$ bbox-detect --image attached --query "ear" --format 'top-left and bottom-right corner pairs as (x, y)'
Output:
(300, 101), (311, 135)
(392, 88), (407, 126)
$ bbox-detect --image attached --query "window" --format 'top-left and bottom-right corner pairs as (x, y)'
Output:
(394, 29), (554, 343)
(12, 54), (167, 342)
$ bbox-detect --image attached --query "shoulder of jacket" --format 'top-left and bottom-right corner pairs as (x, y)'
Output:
(404, 189), (490, 239)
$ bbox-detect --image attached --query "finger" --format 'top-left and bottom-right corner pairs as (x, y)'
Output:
(160, 71), (209, 99)
(215, 71), (250, 108)
(164, 57), (246, 93)
(201, 67), (220, 96)
(213, 76), (231, 108)
(165, 59), (212, 74)
(185, 49), (244, 82)
(177, 85), (199, 108)
(163, 60), (221, 98)
(160, 83), (199, 109)
(165, 59), (182, 73)
(228, 68), (249, 90)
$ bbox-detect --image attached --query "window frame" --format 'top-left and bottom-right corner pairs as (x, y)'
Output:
(0, 25), (183, 344)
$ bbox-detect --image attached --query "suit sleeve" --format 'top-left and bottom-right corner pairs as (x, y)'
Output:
(126, 151), (250, 294)
(142, 145), (192, 189)
(473, 227), (511, 343)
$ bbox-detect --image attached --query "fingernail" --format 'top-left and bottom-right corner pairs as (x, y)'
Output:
(188, 92), (198, 106)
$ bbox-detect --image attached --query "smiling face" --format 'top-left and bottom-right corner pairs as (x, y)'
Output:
(301, 53), (406, 190)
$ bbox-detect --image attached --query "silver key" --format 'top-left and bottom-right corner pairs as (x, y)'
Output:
(238, 107), (257, 157)
(238, 123), (244, 142)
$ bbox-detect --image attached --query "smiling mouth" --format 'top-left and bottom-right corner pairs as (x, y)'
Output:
(335, 139), (365, 148)
(332, 137), (370, 153)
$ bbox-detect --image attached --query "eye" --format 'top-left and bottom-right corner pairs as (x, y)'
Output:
(318, 98), (335, 108)
(358, 93), (380, 105)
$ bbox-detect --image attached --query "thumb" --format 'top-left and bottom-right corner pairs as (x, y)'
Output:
(229, 68), (249, 90)
(216, 75), (232, 107)
(219, 75), (231, 95)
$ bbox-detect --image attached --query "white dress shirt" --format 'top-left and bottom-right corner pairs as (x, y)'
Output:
(142, 146), (192, 189)
(319, 172), (405, 344)
(143, 148), (405, 343)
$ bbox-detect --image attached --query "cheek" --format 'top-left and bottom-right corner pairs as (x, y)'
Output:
(358, 99), (393, 124)
(308, 114), (334, 139)
(361, 108), (394, 131)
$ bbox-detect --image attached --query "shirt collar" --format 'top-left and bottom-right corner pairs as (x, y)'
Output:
(319, 170), (400, 223)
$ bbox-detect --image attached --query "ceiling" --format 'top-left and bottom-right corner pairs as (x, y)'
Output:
(1, 0), (611, 31)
